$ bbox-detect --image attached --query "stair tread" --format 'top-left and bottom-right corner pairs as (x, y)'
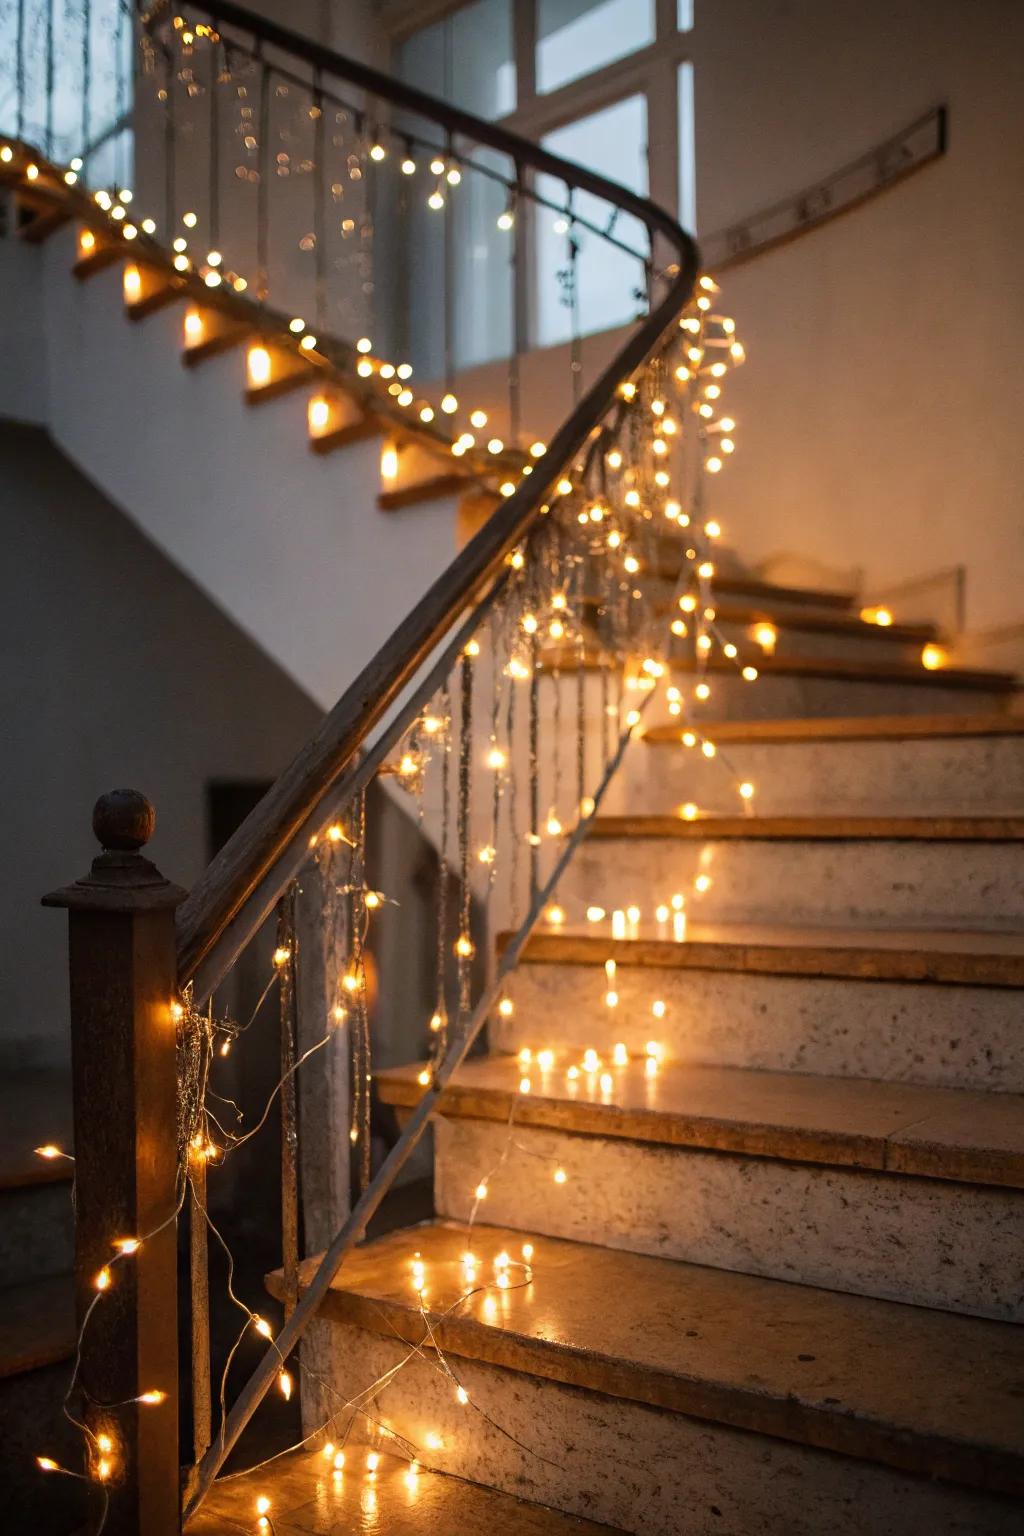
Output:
(642, 711), (1024, 744)
(286, 1221), (1024, 1497)
(377, 1057), (1024, 1187)
(654, 599), (940, 642)
(513, 924), (1024, 986)
(657, 571), (857, 609)
(588, 813), (1024, 840)
(547, 651), (1016, 689)
(0, 1273), (75, 1379)
(0, 1072), (72, 1191)
(187, 1445), (616, 1535)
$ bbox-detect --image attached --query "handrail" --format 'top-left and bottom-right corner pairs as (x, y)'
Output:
(172, 0), (700, 1002)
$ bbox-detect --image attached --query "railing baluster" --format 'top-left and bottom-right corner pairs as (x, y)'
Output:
(189, 1140), (212, 1471)
(45, 0), (54, 158)
(15, 0), (25, 141)
(277, 886), (300, 1320)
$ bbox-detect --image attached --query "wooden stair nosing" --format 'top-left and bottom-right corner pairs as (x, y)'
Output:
(508, 930), (1024, 989)
(652, 571), (857, 609)
(244, 367), (318, 407)
(378, 472), (477, 511)
(541, 652), (1017, 690)
(651, 598), (941, 644)
(376, 1056), (1024, 1189)
(182, 327), (254, 367)
(272, 1221), (1024, 1499)
(668, 655), (1017, 689)
(641, 712), (1024, 745)
(587, 813), (1024, 842)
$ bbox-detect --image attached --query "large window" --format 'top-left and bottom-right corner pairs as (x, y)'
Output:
(392, 0), (696, 364)
(0, 0), (133, 182)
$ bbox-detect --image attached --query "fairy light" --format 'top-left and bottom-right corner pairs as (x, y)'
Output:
(247, 345), (272, 388)
(553, 1167), (567, 1184)
(498, 997), (514, 1017)
(278, 1369), (293, 1401)
(921, 643), (947, 669)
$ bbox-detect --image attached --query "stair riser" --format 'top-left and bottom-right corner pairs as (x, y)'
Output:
(314, 1320), (1020, 1536)
(494, 963), (1024, 1092)
(602, 736), (1024, 817)
(561, 837), (1024, 930)
(0, 1184), (74, 1289)
(434, 1118), (1023, 1321)
(648, 675), (1011, 721)
(686, 621), (930, 666)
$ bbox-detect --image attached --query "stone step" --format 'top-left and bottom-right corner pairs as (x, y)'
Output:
(494, 926), (1024, 1092)
(188, 1444), (618, 1535)
(277, 1222), (1024, 1535)
(658, 656), (1017, 721)
(604, 712), (1024, 816)
(630, 600), (942, 667)
(559, 815), (1024, 931)
(546, 654), (1016, 721)
(378, 1056), (1024, 1320)
(0, 1073), (74, 1289)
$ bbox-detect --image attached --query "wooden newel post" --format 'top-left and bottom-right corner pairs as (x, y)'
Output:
(44, 790), (187, 1536)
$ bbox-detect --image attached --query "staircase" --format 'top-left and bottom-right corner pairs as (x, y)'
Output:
(6, 5), (1024, 1534)
(274, 572), (1024, 1535)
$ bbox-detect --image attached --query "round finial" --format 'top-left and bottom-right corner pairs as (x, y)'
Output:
(92, 789), (156, 852)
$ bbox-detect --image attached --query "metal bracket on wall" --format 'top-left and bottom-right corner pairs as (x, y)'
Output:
(702, 105), (947, 272)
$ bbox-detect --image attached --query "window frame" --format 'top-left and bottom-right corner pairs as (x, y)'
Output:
(383, 0), (696, 359)
(384, 0), (695, 225)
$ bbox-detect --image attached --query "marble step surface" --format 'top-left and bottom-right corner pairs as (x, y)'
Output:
(544, 652), (1016, 722)
(603, 712), (1024, 816)
(494, 925), (1024, 1092)
(187, 1444), (619, 1535)
(275, 1222), (1024, 1536)
(379, 1056), (1024, 1320)
(558, 815), (1024, 931)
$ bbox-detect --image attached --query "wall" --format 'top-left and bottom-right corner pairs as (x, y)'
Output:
(693, 0), (1024, 646)
(385, 0), (1024, 653)
(0, 419), (323, 1070)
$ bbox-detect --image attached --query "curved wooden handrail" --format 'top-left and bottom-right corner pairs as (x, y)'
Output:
(173, 0), (700, 998)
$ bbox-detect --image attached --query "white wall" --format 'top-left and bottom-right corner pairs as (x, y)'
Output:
(693, 0), (1024, 645)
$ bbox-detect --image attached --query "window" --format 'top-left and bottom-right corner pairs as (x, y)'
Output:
(391, 0), (695, 362)
(0, 0), (133, 177)
(535, 95), (649, 345)
(536, 0), (655, 95)
(396, 0), (516, 122)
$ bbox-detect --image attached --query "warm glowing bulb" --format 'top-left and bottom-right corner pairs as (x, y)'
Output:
(123, 264), (141, 300)
(921, 644), (947, 670)
(95, 1266), (112, 1291)
(475, 1182), (488, 1200)
(553, 1167), (567, 1184)
(35, 1144), (62, 1160)
(253, 1316), (273, 1338)
(545, 904), (565, 926)
(742, 665), (758, 681)
(498, 997), (514, 1017)
(115, 1237), (140, 1255)
(309, 396), (331, 433)
(278, 1370), (293, 1401)
(247, 345), (272, 387)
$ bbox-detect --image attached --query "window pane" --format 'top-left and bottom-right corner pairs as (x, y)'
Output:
(678, 61), (696, 232)
(396, 0), (515, 121)
(537, 0), (655, 95)
(678, 0), (694, 31)
(535, 94), (649, 347)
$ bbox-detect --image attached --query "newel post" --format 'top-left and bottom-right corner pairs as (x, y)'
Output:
(43, 790), (187, 1536)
